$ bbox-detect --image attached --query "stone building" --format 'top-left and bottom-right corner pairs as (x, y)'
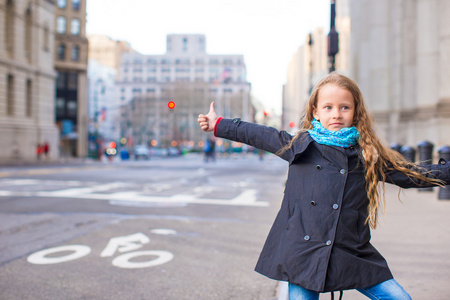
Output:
(350, 0), (450, 150)
(54, 0), (88, 158)
(0, 0), (59, 162)
(117, 34), (252, 149)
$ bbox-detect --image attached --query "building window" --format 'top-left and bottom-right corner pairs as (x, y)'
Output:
(5, 0), (14, 57)
(26, 79), (32, 117)
(71, 18), (80, 35)
(57, 16), (66, 34)
(183, 37), (188, 52)
(72, 45), (79, 61)
(223, 58), (233, 65)
(7, 74), (14, 115)
(67, 100), (77, 117)
(58, 44), (65, 60)
(56, 73), (66, 89)
(57, 0), (66, 8)
(72, 0), (80, 10)
(209, 59), (219, 65)
(67, 73), (78, 91)
(56, 97), (65, 116)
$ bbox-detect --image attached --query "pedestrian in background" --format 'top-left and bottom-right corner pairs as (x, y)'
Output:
(36, 143), (42, 160)
(198, 72), (450, 299)
(203, 137), (216, 162)
(43, 142), (49, 160)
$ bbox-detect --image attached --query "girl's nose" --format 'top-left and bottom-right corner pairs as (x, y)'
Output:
(332, 109), (342, 119)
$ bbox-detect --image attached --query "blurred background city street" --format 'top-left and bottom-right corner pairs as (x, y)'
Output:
(1, 0), (450, 299)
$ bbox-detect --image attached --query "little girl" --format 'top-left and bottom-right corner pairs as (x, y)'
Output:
(197, 73), (450, 300)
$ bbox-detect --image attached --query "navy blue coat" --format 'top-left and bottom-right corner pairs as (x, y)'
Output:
(215, 118), (450, 292)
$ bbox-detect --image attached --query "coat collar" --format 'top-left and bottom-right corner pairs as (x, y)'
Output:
(288, 132), (315, 165)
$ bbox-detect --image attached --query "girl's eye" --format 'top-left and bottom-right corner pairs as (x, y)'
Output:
(341, 106), (349, 110)
(324, 106), (332, 110)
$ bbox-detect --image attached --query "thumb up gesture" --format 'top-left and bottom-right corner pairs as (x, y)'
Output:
(198, 102), (219, 132)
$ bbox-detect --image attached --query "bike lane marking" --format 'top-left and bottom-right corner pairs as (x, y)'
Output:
(27, 232), (174, 269)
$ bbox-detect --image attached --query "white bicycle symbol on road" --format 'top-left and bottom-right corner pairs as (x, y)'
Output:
(27, 232), (174, 269)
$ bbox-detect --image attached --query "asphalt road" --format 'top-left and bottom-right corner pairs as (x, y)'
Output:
(0, 153), (287, 300)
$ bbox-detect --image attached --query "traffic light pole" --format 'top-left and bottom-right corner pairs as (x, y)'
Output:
(328, 0), (339, 73)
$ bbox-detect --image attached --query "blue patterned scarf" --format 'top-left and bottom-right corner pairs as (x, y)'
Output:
(307, 119), (360, 148)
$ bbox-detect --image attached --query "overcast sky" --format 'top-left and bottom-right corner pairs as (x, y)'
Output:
(86, 0), (331, 114)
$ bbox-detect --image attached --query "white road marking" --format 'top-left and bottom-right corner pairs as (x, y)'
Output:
(112, 250), (174, 269)
(27, 245), (91, 264)
(101, 233), (150, 257)
(0, 179), (269, 207)
(150, 229), (177, 235)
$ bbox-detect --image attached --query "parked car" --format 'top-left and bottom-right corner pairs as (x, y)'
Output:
(133, 145), (151, 160)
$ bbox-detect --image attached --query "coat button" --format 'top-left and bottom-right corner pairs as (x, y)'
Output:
(326, 240), (332, 246)
(233, 118), (239, 123)
(340, 169), (346, 175)
(304, 235), (310, 241)
(439, 158), (446, 165)
(310, 200), (316, 206)
(316, 165), (322, 170)
(332, 204), (339, 210)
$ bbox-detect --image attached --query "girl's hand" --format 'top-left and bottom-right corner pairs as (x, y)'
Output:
(198, 102), (219, 132)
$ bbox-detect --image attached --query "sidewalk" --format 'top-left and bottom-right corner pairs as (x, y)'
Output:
(277, 185), (450, 300)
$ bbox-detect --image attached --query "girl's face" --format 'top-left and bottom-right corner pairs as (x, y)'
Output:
(313, 83), (355, 131)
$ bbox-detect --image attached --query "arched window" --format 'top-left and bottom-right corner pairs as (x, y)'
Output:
(25, 6), (32, 62)
(56, 16), (66, 34)
(57, 0), (66, 8)
(71, 18), (80, 35)
(72, 0), (80, 10)
(71, 45), (79, 61)
(5, 0), (15, 57)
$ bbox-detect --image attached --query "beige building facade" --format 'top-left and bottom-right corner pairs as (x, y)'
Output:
(87, 34), (136, 73)
(350, 0), (450, 149)
(0, 0), (59, 162)
(54, 0), (88, 158)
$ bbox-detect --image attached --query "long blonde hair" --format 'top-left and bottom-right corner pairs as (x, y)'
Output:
(282, 73), (443, 229)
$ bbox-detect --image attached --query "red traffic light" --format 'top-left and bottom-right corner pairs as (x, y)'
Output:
(109, 142), (116, 149)
(168, 101), (175, 109)
(263, 110), (269, 116)
(289, 121), (296, 128)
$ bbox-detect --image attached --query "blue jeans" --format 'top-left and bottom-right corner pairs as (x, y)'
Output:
(288, 279), (412, 300)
